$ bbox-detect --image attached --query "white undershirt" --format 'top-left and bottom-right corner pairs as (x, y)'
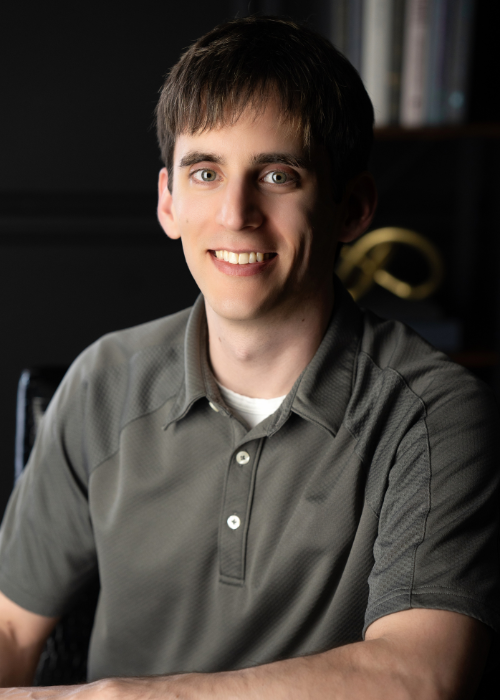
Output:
(216, 382), (287, 429)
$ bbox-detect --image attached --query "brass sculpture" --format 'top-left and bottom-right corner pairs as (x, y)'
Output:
(336, 227), (444, 302)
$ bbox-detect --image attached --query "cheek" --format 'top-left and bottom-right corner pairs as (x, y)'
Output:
(175, 196), (202, 224)
(174, 195), (214, 249)
(270, 196), (312, 245)
(180, 238), (205, 291)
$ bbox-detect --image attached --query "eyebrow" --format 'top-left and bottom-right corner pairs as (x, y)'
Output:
(178, 151), (312, 170)
(251, 153), (312, 170)
(179, 152), (223, 168)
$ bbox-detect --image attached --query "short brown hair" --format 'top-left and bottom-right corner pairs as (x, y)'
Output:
(156, 15), (374, 200)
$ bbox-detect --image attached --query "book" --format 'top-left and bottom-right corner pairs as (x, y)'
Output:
(362, 0), (394, 126)
(400, 0), (431, 126)
(330, 0), (348, 54)
(346, 0), (364, 73)
(328, 1), (363, 74)
(388, 0), (406, 124)
(424, 0), (449, 123)
(443, 0), (475, 123)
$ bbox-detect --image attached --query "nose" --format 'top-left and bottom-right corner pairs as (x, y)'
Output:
(215, 178), (263, 232)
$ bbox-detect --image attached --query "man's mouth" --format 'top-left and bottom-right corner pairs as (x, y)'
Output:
(212, 250), (275, 265)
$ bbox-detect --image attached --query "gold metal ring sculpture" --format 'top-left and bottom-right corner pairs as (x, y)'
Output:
(336, 227), (444, 302)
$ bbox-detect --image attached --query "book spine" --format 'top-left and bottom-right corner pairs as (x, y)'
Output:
(400, 0), (431, 126)
(330, 0), (348, 54)
(444, 0), (475, 123)
(362, 0), (394, 126)
(425, 0), (449, 124)
(346, 0), (364, 72)
(388, 0), (406, 124)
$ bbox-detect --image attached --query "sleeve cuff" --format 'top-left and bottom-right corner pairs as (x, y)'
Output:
(363, 587), (500, 639)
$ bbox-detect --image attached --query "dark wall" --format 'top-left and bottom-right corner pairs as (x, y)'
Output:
(1, 3), (232, 193)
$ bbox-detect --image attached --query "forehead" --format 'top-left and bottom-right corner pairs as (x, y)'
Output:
(173, 100), (310, 164)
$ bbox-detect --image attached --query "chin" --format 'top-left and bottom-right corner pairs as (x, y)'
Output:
(207, 293), (273, 323)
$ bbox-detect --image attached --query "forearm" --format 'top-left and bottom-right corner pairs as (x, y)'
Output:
(0, 642), (429, 700)
(1, 609), (489, 700)
(84, 638), (438, 700)
(115, 639), (437, 700)
(0, 627), (39, 687)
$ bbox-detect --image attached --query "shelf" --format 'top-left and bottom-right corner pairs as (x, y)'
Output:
(374, 124), (500, 140)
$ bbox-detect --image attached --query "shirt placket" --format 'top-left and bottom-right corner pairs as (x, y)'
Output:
(219, 438), (264, 585)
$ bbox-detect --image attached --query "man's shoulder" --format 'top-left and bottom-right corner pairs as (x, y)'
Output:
(84, 305), (192, 368)
(359, 309), (486, 397)
(36, 304), (197, 476)
(352, 308), (497, 431)
(49, 305), (194, 428)
(67, 305), (193, 383)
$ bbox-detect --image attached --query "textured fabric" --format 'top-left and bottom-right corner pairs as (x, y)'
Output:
(0, 278), (498, 692)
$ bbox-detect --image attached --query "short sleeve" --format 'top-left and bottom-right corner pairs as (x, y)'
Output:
(364, 377), (500, 636)
(0, 361), (98, 617)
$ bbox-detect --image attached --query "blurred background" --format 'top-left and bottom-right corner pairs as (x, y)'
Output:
(1, 0), (499, 517)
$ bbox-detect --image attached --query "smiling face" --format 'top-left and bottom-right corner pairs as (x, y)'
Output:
(158, 100), (354, 324)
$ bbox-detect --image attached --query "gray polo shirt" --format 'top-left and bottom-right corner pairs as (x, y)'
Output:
(0, 280), (499, 687)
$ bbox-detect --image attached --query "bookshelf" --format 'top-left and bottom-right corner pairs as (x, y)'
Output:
(365, 121), (500, 394)
(334, 0), (500, 394)
(318, 1), (500, 384)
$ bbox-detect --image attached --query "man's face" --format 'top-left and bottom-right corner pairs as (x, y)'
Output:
(158, 100), (348, 323)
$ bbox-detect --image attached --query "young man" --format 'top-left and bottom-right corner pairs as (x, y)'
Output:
(0, 15), (498, 700)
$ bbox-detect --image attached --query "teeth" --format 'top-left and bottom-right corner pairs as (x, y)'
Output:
(214, 250), (272, 265)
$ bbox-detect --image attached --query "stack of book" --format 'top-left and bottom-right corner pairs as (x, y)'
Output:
(330, 0), (475, 127)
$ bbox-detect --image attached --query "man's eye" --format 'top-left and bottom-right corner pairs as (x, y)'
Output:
(193, 169), (218, 182)
(262, 171), (291, 184)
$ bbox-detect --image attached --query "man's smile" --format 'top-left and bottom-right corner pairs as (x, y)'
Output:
(213, 250), (275, 264)
(210, 249), (277, 276)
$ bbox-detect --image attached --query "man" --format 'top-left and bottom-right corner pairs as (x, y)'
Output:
(0, 15), (498, 700)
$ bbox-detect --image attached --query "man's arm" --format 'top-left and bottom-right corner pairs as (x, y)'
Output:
(0, 590), (58, 687)
(0, 607), (492, 700)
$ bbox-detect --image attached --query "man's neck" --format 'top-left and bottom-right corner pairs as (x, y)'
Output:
(206, 284), (335, 400)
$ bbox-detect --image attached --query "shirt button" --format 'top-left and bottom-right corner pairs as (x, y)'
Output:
(236, 451), (250, 465)
(208, 401), (219, 413)
(227, 515), (241, 530)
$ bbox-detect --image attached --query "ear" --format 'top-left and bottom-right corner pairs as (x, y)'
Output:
(157, 168), (181, 240)
(338, 172), (378, 243)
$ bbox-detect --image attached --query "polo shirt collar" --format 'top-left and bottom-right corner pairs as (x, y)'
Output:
(283, 277), (363, 437)
(165, 294), (226, 427)
(166, 277), (363, 436)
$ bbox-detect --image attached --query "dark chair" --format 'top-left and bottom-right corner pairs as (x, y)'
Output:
(15, 367), (99, 685)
